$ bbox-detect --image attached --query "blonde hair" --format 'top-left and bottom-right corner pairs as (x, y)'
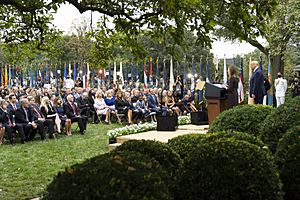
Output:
(40, 96), (50, 113)
(250, 61), (259, 67)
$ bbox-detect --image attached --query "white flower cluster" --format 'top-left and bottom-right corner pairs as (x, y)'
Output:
(107, 115), (191, 139)
(178, 115), (191, 125)
(107, 122), (157, 139)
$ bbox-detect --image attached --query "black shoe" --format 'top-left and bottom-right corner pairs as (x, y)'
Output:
(49, 135), (55, 139)
(80, 131), (85, 135)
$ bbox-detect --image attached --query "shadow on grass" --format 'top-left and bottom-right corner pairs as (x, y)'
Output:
(0, 123), (122, 200)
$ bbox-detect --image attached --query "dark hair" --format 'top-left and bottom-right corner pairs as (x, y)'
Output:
(9, 94), (16, 99)
(229, 65), (237, 77)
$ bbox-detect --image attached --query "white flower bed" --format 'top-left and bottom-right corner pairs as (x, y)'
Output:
(107, 115), (191, 139)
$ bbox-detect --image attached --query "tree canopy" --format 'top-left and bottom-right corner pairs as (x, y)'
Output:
(0, 0), (278, 50)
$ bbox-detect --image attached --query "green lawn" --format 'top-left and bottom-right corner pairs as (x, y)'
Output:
(0, 123), (122, 200)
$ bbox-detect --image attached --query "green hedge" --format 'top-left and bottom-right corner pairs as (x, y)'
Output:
(209, 104), (273, 136)
(45, 151), (172, 200)
(168, 131), (266, 160)
(260, 96), (300, 153)
(115, 140), (182, 178)
(167, 134), (206, 160)
(175, 139), (283, 200)
(275, 126), (300, 200)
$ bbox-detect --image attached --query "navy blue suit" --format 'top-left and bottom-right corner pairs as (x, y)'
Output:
(250, 68), (266, 104)
(147, 94), (159, 110)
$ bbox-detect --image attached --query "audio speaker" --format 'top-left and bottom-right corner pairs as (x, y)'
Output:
(157, 116), (178, 131)
(191, 111), (208, 125)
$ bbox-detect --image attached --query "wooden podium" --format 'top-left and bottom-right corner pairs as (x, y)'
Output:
(206, 99), (227, 124)
(205, 83), (228, 124)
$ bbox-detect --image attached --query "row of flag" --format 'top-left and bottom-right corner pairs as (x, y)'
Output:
(0, 55), (273, 105)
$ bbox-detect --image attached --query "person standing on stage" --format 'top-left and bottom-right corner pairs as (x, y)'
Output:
(249, 61), (266, 104)
(227, 65), (239, 109)
(274, 72), (287, 107)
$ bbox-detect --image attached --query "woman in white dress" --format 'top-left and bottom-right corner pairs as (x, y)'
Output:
(94, 91), (110, 124)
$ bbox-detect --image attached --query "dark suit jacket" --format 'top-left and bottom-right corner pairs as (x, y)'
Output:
(30, 104), (45, 121)
(15, 107), (34, 124)
(63, 101), (79, 118)
(250, 68), (266, 98)
(0, 108), (14, 126)
(7, 103), (19, 114)
(147, 94), (158, 109)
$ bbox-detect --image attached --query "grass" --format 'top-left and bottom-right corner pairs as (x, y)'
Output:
(0, 123), (122, 200)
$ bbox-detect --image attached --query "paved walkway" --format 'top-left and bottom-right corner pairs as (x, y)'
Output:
(108, 124), (209, 150)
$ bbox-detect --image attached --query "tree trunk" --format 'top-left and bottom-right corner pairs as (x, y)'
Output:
(270, 54), (284, 77)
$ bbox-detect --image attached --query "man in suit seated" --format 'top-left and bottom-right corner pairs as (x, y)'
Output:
(28, 96), (55, 139)
(14, 99), (39, 141)
(77, 92), (97, 123)
(147, 89), (160, 113)
(7, 94), (19, 114)
(63, 94), (87, 135)
(0, 99), (26, 144)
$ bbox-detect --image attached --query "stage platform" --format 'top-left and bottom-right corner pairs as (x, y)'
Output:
(108, 124), (209, 151)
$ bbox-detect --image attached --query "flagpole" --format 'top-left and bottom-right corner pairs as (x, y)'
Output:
(169, 56), (174, 91)
(267, 51), (273, 106)
(248, 57), (254, 104)
(206, 56), (210, 83)
(223, 54), (227, 84)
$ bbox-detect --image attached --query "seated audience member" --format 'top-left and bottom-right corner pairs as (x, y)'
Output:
(147, 89), (161, 115)
(104, 89), (116, 113)
(165, 90), (181, 116)
(158, 90), (170, 116)
(136, 95), (151, 120)
(94, 91), (110, 124)
(53, 97), (71, 135)
(77, 92), (98, 123)
(14, 99), (39, 141)
(114, 91), (133, 125)
(63, 94), (87, 135)
(40, 96), (65, 135)
(131, 89), (140, 103)
(179, 95), (197, 113)
(28, 96), (55, 139)
(7, 94), (18, 114)
(0, 99), (26, 144)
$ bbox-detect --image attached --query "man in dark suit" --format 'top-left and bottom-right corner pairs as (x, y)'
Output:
(147, 89), (160, 112)
(28, 96), (54, 139)
(14, 99), (39, 141)
(63, 94), (87, 134)
(7, 94), (19, 114)
(250, 61), (267, 104)
(77, 92), (97, 123)
(0, 100), (26, 144)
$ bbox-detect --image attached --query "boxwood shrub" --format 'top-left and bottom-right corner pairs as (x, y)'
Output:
(260, 96), (300, 153)
(168, 131), (266, 160)
(209, 104), (273, 136)
(115, 140), (182, 172)
(45, 151), (172, 200)
(167, 134), (206, 159)
(275, 126), (300, 200)
(175, 139), (283, 200)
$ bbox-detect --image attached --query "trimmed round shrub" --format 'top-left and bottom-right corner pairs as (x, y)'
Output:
(168, 131), (266, 159)
(206, 131), (266, 148)
(175, 139), (283, 200)
(114, 140), (182, 181)
(209, 104), (273, 136)
(45, 151), (172, 200)
(260, 96), (300, 153)
(275, 126), (300, 200)
(167, 134), (206, 159)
